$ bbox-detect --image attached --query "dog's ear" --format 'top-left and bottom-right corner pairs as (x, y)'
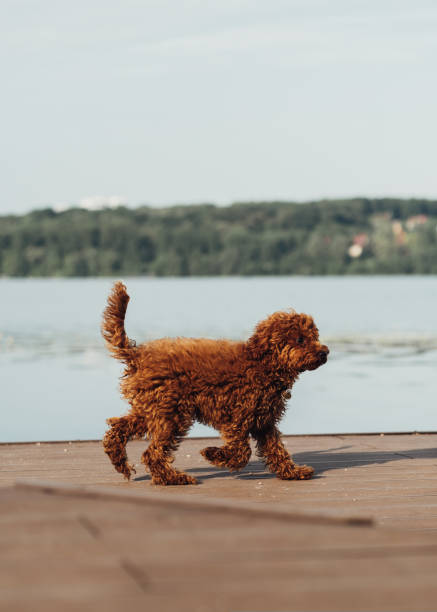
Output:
(246, 327), (270, 360)
(246, 313), (285, 359)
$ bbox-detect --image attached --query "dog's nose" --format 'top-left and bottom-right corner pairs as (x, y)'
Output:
(318, 347), (329, 360)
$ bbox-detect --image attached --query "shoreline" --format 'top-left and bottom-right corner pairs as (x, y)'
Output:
(1, 429), (436, 446)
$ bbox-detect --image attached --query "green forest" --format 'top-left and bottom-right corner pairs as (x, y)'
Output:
(1, 198), (437, 276)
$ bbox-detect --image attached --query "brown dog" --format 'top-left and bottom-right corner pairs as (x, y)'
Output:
(102, 282), (329, 485)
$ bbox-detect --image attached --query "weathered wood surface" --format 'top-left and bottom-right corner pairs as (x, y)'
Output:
(1, 433), (437, 530)
(1, 434), (437, 611)
(2, 480), (437, 611)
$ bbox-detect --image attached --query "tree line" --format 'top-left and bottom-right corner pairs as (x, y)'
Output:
(1, 198), (437, 276)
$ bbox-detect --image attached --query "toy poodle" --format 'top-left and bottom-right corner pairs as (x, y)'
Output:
(102, 282), (329, 485)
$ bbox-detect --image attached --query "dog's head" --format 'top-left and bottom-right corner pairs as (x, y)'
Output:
(247, 310), (329, 376)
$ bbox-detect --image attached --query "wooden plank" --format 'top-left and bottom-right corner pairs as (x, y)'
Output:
(15, 478), (372, 526)
(3, 485), (437, 611)
(1, 434), (437, 531)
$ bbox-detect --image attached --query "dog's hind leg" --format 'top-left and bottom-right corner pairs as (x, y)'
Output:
(253, 425), (314, 480)
(103, 415), (147, 480)
(201, 427), (251, 472)
(142, 419), (197, 486)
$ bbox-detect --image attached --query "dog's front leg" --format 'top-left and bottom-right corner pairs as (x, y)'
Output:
(253, 425), (314, 480)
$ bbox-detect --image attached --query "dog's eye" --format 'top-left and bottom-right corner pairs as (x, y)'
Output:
(296, 336), (304, 345)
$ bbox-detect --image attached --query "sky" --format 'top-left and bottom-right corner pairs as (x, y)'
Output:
(1, 0), (437, 214)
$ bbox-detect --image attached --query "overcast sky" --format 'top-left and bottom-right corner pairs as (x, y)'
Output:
(1, 0), (437, 214)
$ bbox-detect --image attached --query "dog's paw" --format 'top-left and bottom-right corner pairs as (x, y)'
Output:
(201, 446), (227, 467)
(278, 463), (314, 480)
(201, 446), (249, 471)
(174, 473), (198, 485)
(152, 472), (197, 486)
(120, 462), (136, 480)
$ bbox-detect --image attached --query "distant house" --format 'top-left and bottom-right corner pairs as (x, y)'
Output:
(392, 220), (406, 245)
(348, 244), (363, 258)
(353, 233), (368, 247)
(348, 233), (368, 258)
(406, 214), (428, 230)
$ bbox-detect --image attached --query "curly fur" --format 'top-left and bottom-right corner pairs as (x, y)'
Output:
(102, 282), (329, 485)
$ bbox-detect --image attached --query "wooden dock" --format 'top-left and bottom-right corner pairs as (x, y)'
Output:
(1, 433), (437, 611)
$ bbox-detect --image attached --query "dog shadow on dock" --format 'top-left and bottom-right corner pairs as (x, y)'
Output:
(198, 444), (437, 481)
(133, 444), (437, 483)
(290, 445), (437, 478)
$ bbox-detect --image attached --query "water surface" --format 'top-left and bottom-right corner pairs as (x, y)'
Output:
(1, 276), (436, 441)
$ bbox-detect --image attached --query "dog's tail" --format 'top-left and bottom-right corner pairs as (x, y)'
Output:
(102, 282), (137, 362)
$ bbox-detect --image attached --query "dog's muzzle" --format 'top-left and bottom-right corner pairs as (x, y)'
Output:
(317, 346), (329, 364)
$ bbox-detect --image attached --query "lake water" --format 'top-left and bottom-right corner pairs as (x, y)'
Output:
(1, 276), (436, 442)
